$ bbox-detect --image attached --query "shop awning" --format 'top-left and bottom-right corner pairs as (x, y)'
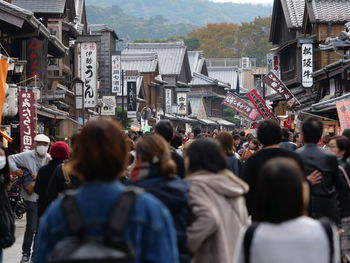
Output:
(209, 117), (236, 127)
(198, 118), (218, 125)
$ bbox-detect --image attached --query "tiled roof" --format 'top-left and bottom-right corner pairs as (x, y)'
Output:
(121, 53), (159, 73)
(309, 0), (350, 23)
(208, 66), (238, 90)
(12, 0), (66, 14)
(188, 51), (206, 76)
(190, 72), (230, 88)
(124, 42), (187, 76)
(284, 0), (305, 28)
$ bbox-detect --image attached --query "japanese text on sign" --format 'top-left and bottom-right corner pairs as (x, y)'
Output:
(165, 89), (172, 113)
(263, 71), (297, 108)
(81, 42), (97, 108)
(246, 90), (275, 119)
(222, 92), (258, 120)
(19, 90), (36, 152)
(302, 43), (313, 88)
(177, 92), (187, 115)
(111, 53), (121, 94)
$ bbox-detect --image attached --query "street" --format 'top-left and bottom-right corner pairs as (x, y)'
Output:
(4, 217), (26, 263)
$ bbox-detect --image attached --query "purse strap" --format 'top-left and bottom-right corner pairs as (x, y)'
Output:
(338, 165), (350, 188)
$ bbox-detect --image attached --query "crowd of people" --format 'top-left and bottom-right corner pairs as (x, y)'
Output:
(0, 116), (349, 263)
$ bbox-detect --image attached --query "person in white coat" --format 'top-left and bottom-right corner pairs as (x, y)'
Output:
(185, 138), (249, 263)
(234, 157), (340, 263)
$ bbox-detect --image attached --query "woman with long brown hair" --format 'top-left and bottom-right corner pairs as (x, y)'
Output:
(130, 134), (190, 263)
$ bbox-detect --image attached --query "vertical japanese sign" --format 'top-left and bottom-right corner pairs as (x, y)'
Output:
(246, 90), (275, 119)
(302, 43), (313, 88)
(101, 96), (116, 116)
(267, 53), (280, 79)
(263, 71), (298, 107)
(111, 52), (121, 94)
(165, 89), (172, 113)
(19, 89), (36, 152)
(127, 82), (137, 112)
(222, 92), (258, 120)
(177, 92), (187, 115)
(26, 38), (47, 81)
(336, 100), (350, 133)
(81, 42), (97, 108)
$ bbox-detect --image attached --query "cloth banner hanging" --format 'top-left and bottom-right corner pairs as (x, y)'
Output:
(0, 59), (8, 126)
(336, 100), (350, 133)
(19, 89), (36, 152)
(246, 89), (275, 119)
(222, 92), (258, 120)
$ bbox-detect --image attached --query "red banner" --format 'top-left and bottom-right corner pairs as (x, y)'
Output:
(222, 92), (258, 120)
(19, 90), (36, 152)
(246, 90), (275, 119)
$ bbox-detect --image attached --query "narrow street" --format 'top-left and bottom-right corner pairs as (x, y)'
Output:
(4, 218), (26, 263)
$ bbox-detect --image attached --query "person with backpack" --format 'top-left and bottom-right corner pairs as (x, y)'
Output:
(130, 134), (190, 263)
(234, 157), (340, 263)
(185, 138), (249, 263)
(33, 119), (179, 263)
(0, 144), (15, 263)
(328, 136), (350, 262)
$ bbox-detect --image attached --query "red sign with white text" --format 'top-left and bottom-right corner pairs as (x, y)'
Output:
(246, 90), (275, 119)
(19, 90), (36, 152)
(222, 92), (258, 120)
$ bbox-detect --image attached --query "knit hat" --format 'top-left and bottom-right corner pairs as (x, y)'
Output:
(49, 141), (70, 161)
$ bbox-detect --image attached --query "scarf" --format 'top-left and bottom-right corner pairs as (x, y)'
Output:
(130, 162), (161, 182)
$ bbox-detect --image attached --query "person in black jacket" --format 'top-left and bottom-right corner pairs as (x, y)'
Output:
(34, 141), (70, 218)
(130, 134), (190, 263)
(297, 117), (341, 224)
(328, 136), (350, 261)
(155, 120), (185, 178)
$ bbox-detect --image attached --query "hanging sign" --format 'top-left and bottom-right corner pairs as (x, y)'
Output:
(246, 90), (275, 119)
(266, 53), (280, 79)
(222, 92), (258, 120)
(302, 43), (313, 88)
(81, 42), (97, 108)
(19, 89), (36, 152)
(263, 71), (298, 107)
(111, 52), (121, 94)
(165, 89), (172, 113)
(101, 96), (116, 116)
(177, 92), (187, 115)
(336, 100), (350, 133)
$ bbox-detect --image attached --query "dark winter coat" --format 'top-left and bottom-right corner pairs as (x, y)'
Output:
(227, 155), (241, 177)
(338, 158), (350, 218)
(131, 164), (190, 263)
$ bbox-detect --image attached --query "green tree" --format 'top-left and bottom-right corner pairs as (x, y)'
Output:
(184, 37), (200, 51)
(223, 107), (240, 125)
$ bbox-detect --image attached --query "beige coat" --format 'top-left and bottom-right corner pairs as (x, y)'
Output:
(186, 169), (249, 263)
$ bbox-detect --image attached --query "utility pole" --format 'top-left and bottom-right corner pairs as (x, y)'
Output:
(121, 69), (124, 127)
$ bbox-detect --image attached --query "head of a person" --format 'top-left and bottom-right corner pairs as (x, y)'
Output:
(329, 136), (350, 159)
(170, 132), (182, 149)
(240, 131), (246, 138)
(249, 139), (259, 150)
(216, 131), (234, 156)
(155, 120), (174, 143)
(193, 127), (202, 138)
(186, 138), (227, 174)
(281, 128), (291, 140)
(302, 117), (323, 144)
(232, 134), (241, 147)
(188, 132), (194, 139)
(34, 134), (50, 157)
(342, 129), (350, 141)
(254, 157), (308, 223)
(257, 119), (282, 147)
(178, 129), (186, 136)
(0, 143), (10, 186)
(67, 118), (128, 181)
(49, 141), (70, 161)
(136, 134), (176, 177)
(322, 134), (331, 146)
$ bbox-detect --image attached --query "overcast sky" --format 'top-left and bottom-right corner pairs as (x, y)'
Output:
(211, 0), (273, 4)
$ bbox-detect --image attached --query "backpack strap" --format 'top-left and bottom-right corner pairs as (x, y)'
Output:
(319, 218), (334, 263)
(61, 194), (86, 236)
(107, 186), (144, 236)
(243, 222), (259, 263)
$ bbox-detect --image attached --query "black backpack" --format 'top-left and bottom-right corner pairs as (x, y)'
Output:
(243, 218), (334, 263)
(0, 185), (15, 249)
(48, 187), (143, 263)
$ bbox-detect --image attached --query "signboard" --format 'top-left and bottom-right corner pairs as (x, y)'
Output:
(26, 38), (47, 81)
(263, 71), (297, 107)
(75, 81), (83, 110)
(81, 42), (97, 108)
(127, 81), (137, 118)
(302, 43), (313, 88)
(101, 96), (116, 116)
(336, 100), (350, 133)
(111, 52), (121, 94)
(222, 92), (258, 121)
(165, 89), (172, 113)
(267, 53), (280, 79)
(19, 89), (36, 152)
(177, 92), (187, 115)
(246, 90), (275, 119)
(123, 75), (137, 96)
